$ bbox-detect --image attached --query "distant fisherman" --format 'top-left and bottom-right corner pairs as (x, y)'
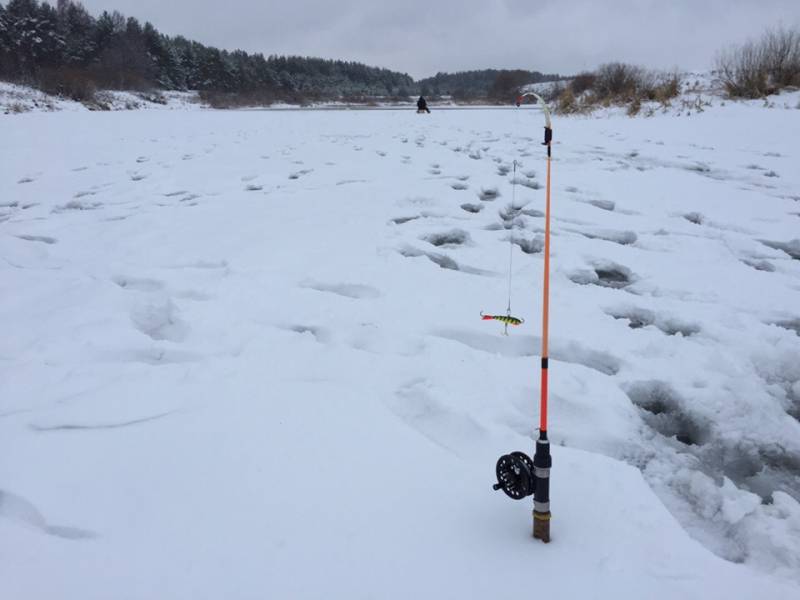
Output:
(417, 96), (431, 114)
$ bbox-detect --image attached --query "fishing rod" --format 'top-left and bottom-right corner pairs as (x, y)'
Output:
(492, 91), (553, 543)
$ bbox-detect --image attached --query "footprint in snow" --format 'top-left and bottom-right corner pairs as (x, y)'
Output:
(113, 275), (166, 292)
(575, 229), (638, 246)
(130, 298), (189, 342)
(16, 235), (57, 245)
(509, 176), (540, 190)
(390, 215), (421, 225)
(53, 200), (102, 213)
(432, 329), (621, 376)
(388, 378), (486, 457)
(398, 247), (491, 276)
(300, 280), (381, 299)
(587, 199), (616, 212)
(289, 169), (313, 180)
(741, 258), (775, 272)
(282, 324), (332, 344)
(0, 489), (95, 540)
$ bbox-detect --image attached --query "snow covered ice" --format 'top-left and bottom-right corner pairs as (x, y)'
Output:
(1, 96), (800, 598)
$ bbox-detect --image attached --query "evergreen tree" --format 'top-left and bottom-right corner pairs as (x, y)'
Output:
(1, 0), (539, 103)
(56, 0), (95, 66)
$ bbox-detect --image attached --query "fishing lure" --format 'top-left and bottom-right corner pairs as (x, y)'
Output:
(481, 311), (524, 335)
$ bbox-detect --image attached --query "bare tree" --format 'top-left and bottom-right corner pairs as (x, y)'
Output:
(716, 25), (800, 98)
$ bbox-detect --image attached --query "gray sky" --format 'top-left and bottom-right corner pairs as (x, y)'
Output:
(79, 0), (800, 79)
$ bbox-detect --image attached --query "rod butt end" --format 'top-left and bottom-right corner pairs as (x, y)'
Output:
(533, 511), (551, 543)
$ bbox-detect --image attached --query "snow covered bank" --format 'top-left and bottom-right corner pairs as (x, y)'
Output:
(0, 81), (199, 114)
(1, 99), (799, 598)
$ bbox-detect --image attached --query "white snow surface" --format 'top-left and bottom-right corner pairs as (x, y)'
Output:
(1, 100), (799, 599)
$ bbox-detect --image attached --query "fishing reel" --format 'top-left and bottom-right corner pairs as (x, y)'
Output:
(493, 451), (536, 499)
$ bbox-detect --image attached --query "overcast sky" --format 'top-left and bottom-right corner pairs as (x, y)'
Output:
(79, 0), (800, 79)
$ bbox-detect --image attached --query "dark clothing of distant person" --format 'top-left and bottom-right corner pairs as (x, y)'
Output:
(417, 96), (431, 113)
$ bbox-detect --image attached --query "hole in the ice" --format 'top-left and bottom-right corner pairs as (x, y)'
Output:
(513, 236), (544, 255)
(595, 268), (631, 288)
(574, 262), (635, 289)
(461, 203), (483, 214)
(707, 443), (800, 503)
(606, 307), (700, 336)
(499, 204), (527, 228)
(451, 182), (469, 191)
(684, 212), (704, 225)
(774, 319), (800, 336)
(478, 187), (500, 201)
(624, 381), (708, 446)
(760, 239), (800, 260)
(608, 307), (655, 329)
(658, 318), (701, 337)
(422, 229), (470, 247)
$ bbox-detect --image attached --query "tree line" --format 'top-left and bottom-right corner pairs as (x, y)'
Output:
(0, 0), (564, 105)
(418, 69), (562, 101)
(0, 0), (417, 102)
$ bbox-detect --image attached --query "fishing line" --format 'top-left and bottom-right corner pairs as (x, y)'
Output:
(481, 159), (525, 335)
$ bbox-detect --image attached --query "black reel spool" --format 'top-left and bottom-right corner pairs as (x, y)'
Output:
(493, 451), (536, 499)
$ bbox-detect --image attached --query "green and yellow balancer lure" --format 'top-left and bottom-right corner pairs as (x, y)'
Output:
(481, 311), (524, 335)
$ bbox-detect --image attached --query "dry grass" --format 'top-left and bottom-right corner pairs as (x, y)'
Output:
(716, 26), (800, 98)
(555, 63), (681, 115)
